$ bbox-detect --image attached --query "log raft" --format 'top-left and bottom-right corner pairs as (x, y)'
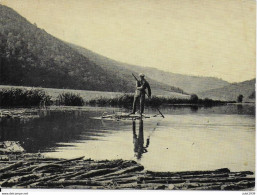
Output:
(0, 154), (254, 190)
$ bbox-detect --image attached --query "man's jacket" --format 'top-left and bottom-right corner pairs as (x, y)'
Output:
(135, 80), (151, 97)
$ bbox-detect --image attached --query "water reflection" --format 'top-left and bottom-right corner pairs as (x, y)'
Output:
(190, 106), (199, 112)
(153, 104), (255, 116)
(0, 104), (255, 161)
(0, 109), (105, 153)
(237, 104), (243, 114)
(132, 120), (150, 160)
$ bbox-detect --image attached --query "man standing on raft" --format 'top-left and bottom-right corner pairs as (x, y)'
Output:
(131, 73), (151, 115)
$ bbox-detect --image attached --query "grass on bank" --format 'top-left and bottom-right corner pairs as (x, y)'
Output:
(87, 94), (229, 108)
(0, 88), (51, 107)
(57, 92), (84, 106)
(0, 86), (230, 108)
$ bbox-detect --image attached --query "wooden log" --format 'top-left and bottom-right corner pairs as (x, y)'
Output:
(0, 161), (17, 163)
(54, 156), (85, 165)
(1, 173), (43, 187)
(180, 173), (230, 179)
(121, 160), (138, 168)
(140, 176), (255, 185)
(0, 171), (31, 180)
(185, 184), (222, 190)
(15, 164), (39, 172)
(73, 167), (120, 179)
(88, 160), (123, 170)
(32, 164), (62, 172)
(98, 165), (144, 178)
(45, 164), (96, 182)
(0, 149), (13, 154)
(146, 168), (230, 177)
(138, 176), (180, 182)
(84, 162), (106, 168)
(119, 164), (144, 173)
(229, 171), (254, 176)
(110, 176), (138, 184)
(29, 172), (77, 187)
(40, 166), (93, 182)
(20, 175), (59, 187)
(64, 165), (85, 171)
(127, 183), (174, 190)
(140, 172), (230, 181)
(131, 183), (154, 190)
(0, 155), (9, 161)
(95, 173), (140, 181)
(32, 156), (85, 172)
(113, 182), (139, 189)
(190, 177), (255, 183)
(0, 161), (23, 173)
(142, 171), (253, 182)
(52, 170), (87, 181)
(221, 181), (255, 190)
(94, 160), (110, 163)
(94, 176), (139, 185)
(44, 180), (110, 187)
(172, 181), (232, 190)
(26, 158), (62, 162)
(187, 181), (224, 187)
(65, 185), (105, 189)
(188, 181), (254, 190)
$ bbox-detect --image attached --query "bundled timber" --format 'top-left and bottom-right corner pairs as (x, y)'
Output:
(0, 161), (23, 173)
(0, 152), (254, 190)
(97, 112), (159, 121)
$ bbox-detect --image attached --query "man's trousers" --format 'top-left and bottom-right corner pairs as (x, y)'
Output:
(132, 94), (145, 114)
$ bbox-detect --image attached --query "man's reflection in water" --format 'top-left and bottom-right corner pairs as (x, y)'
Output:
(237, 104), (243, 114)
(132, 119), (150, 160)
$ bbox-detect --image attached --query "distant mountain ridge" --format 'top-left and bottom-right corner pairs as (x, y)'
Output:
(121, 65), (230, 94)
(69, 44), (230, 94)
(68, 43), (187, 95)
(198, 79), (256, 102)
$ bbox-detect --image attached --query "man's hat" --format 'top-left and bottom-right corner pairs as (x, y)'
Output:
(139, 73), (145, 77)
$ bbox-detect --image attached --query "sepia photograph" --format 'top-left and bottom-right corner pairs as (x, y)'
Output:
(0, 0), (255, 193)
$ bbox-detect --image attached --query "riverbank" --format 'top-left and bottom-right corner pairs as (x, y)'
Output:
(0, 142), (255, 190)
(0, 85), (230, 108)
(0, 85), (189, 102)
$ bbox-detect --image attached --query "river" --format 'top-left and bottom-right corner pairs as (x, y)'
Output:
(0, 104), (255, 172)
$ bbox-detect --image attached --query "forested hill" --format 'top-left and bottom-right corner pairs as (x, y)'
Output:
(68, 44), (229, 94)
(0, 5), (136, 92)
(198, 79), (256, 102)
(69, 43), (187, 95)
(0, 5), (189, 94)
(120, 65), (230, 94)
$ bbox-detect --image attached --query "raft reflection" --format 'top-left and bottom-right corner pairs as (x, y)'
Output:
(132, 119), (150, 160)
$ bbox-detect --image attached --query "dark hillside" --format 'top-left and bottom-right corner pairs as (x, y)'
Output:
(0, 5), (189, 95)
(0, 5), (132, 92)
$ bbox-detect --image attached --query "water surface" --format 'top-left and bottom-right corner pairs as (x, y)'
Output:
(0, 105), (255, 172)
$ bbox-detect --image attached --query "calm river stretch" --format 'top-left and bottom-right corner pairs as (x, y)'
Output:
(0, 104), (255, 172)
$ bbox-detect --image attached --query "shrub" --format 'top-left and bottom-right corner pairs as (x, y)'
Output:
(0, 88), (51, 107)
(57, 92), (84, 106)
(86, 93), (226, 108)
(189, 94), (199, 103)
(249, 91), (255, 99)
(237, 94), (244, 103)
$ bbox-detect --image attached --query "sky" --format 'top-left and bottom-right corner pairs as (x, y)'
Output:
(1, 0), (256, 82)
